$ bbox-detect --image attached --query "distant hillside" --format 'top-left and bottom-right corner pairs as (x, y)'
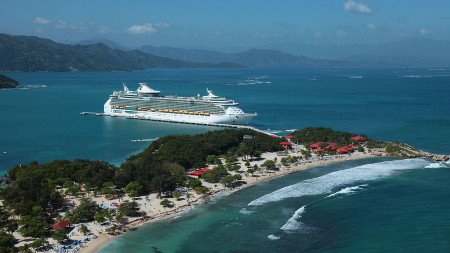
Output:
(0, 74), (21, 89)
(262, 37), (450, 67)
(138, 45), (358, 67)
(76, 37), (128, 51)
(0, 33), (240, 72)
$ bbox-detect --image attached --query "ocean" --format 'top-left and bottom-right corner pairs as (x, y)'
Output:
(1, 68), (450, 252)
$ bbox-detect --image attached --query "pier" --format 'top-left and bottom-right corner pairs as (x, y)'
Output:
(80, 112), (276, 137)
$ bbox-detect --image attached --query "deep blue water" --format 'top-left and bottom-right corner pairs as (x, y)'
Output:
(1, 68), (449, 252)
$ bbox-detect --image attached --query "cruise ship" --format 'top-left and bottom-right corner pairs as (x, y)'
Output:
(103, 83), (257, 125)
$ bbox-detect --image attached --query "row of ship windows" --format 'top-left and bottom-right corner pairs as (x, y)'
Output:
(110, 100), (224, 113)
(113, 106), (213, 116)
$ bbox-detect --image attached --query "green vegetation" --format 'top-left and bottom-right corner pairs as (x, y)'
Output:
(0, 33), (239, 72)
(0, 74), (21, 89)
(67, 198), (101, 223)
(291, 127), (367, 146)
(160, 199), (173, 208)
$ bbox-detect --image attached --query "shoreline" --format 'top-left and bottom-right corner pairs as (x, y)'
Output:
(81, 152), (376, 253)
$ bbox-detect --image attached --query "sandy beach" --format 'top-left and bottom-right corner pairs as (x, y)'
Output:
(78, 150), (375, 253)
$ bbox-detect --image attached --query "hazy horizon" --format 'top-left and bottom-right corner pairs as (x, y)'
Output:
(2, 0), (450, 50)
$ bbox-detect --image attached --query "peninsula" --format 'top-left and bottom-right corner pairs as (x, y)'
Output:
(0, 74), (21, 89)
(0, 127), (448, 252)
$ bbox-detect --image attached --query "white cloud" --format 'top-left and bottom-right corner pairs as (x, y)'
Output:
(128, 23), (158, 34)
(33, 17), (50, 25)
(367, 23), (376, 29)
(344, 0), (372, 14)
(419, 28), (431, 35)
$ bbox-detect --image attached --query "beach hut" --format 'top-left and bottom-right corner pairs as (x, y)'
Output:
(316, 147), (325, 152)
(325, 143), (338, 150)
(189, 168), (211, 176)
(310, 142), (322, 149)
(50, 220), (70, 230)
(351, 136), (365, 142)
(280, 141), (292, 149)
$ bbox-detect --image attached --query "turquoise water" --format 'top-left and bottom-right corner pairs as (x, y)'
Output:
(1, 68), (450, 252)
(100, 158), (450, 253)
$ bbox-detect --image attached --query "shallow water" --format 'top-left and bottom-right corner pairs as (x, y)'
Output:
(99, 157), (450, 253)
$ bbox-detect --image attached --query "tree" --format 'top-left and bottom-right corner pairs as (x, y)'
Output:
(124, 181), (143, 197)
(119, 202), (141, 217)
(80, 225), (90, 235)
(261, 160), (277, 171)
(172, 191), (182, 200)
(18, 206), (49, 238)
(52, 229), (67, 242)
(67, 198), (100, 223)
(194, 186), (209, 194)
(357, 145), (365, 152)
(30, 238), (48, 250)
(94, 209), (112, 224)
(160, 199), (173, 208)
(0, 231), (16, 252)
(187, 178), (202, 188)
(244, 161), (250, 167)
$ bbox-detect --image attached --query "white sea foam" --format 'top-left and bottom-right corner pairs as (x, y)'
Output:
(248, 159), (429, 206)
(239, 208), (254, 215)
(325, 184), (368, 198)
(349, 75), (363, 79)
(280, 205), (306, 231)
(425, 162), (449, 169)
(267, 234), (280, 240)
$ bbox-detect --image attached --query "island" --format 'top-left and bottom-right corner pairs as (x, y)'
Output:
(0, 127), (448, 252)
(0, 75), (22, 89)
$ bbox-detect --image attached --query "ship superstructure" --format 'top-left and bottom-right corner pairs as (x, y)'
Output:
(104, 83), (256, 125)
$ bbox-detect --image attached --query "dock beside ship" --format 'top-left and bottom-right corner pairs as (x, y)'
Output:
(80, 111), (275, 137)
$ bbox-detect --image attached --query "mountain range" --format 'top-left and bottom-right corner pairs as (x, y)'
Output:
(1, 32), (450, 72)
(0, 33), (239, 72)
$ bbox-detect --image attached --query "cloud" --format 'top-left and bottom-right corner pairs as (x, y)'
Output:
(128, 23), (158, 34)
(367, 23), (376, 29)
(33, 17), (50, 25)
(344, 0), (372, 14)
(419, 28), (431, 35)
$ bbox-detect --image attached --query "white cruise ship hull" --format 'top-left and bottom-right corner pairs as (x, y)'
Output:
(104, 98), (256, 125)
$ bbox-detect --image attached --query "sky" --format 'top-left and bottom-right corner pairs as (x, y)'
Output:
(1, 0), (450, 50)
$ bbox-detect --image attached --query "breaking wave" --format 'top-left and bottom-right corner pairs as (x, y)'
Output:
(325, 184), (368, 198)
(248, 159), (429, 206)
(425, 162), (450, 169)
(280, 205), (306, 231)
(267, 234), (280, 240)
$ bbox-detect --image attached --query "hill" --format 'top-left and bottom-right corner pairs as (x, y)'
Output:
(262, 37), (450, 67)
(138, 45), (358, 67)
(0, 33), (240, 72)
(0, 74), (21, 89)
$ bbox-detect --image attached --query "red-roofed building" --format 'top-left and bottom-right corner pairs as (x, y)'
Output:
(325, 143), (338, 150)
(351, 136), (365, 142)
(271, 135), (279, 138)
(189, 168), (211, 176)
(336, 147), (350, 153)
(285, 135), (293, 139)
(280, 142), (292, 149)
(50, 220), (70, 230)
(310, 142), (322, 149)
(316, 147), (325, 152)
